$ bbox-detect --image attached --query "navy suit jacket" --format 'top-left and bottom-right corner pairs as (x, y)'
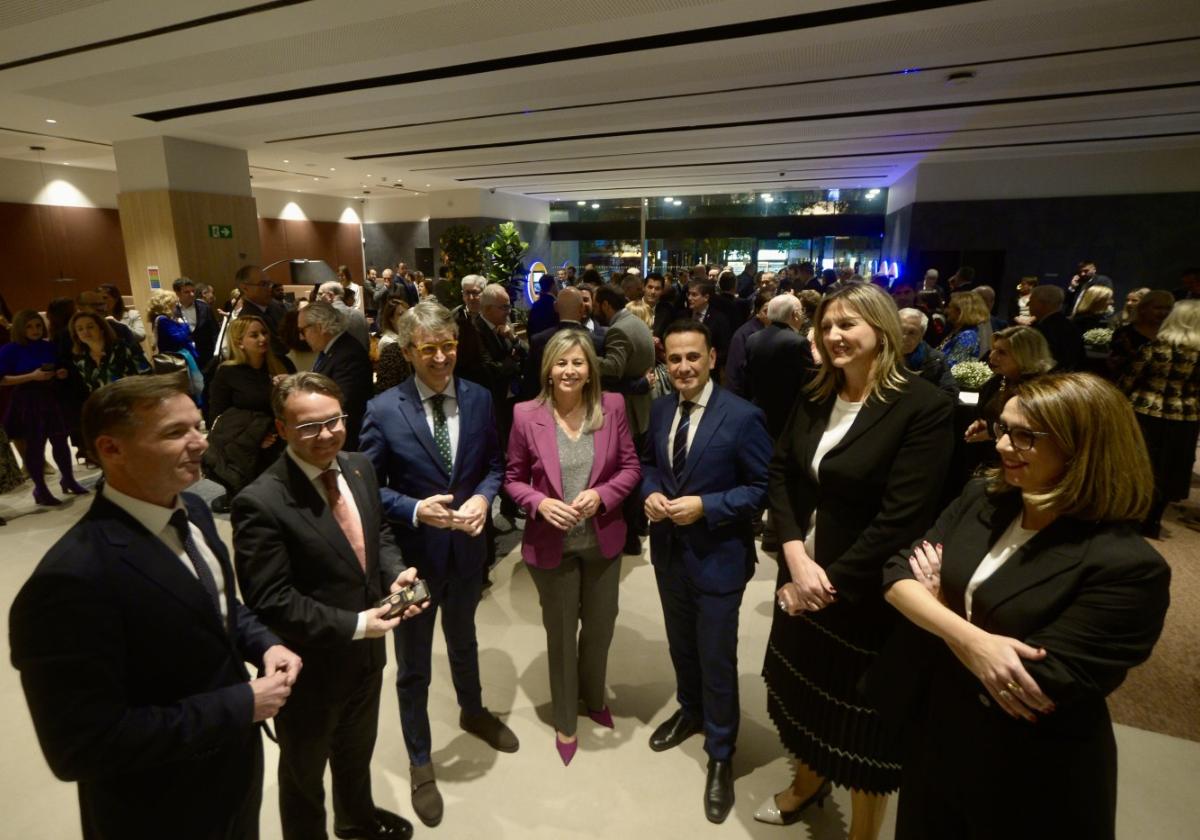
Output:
(313, 331), (373, 450)
(641, 384), (772, 593)
(360, 375), (503, 579)
(9, 492), (280, 839)
(526, 292), (559, 336)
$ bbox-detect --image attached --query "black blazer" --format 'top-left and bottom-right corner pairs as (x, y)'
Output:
(1035, 311), (1085, 372)
(313, 331), (373, 450)
(700, 308), (733, 372)
(232, 451), (406, 689)
(875, 480), (1170, 836)
(9, 493), (280, 839)
(744, 322), (814, 439)
(769, 373), (954, 606)
(191, 299), (219, 366)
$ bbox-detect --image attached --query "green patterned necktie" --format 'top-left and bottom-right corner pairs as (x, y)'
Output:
(430, 394), (453, 475)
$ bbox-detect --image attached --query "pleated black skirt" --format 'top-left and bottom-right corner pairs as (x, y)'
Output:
(762, 584), (902, 794)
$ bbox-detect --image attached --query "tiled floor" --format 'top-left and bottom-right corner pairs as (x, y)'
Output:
(2, 470), (1197, 839)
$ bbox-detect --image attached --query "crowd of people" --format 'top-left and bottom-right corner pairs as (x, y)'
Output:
(3, 255), (1195, 840)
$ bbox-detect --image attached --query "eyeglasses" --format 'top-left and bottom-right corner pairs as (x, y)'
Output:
(291, 414), (347, 439)
(412, 340), (458, 358)
(992, 420), (1050, 451)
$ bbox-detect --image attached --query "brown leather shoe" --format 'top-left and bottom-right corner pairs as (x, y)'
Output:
(409, 763), (443, 827)
(460, 708), (520, 753)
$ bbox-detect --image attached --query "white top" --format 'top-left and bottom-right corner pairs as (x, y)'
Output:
(119, 309), (146, 342)
(965, 515), (1039, 621)
(101, 483), (227, 620)
(286, 448), (369, 640)
(668, 378), (714, 471)
(179, 303), (198, 329)
(804, 396), (864, 560)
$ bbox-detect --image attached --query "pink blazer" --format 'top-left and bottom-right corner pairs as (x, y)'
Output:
(504, 392), (642, 567)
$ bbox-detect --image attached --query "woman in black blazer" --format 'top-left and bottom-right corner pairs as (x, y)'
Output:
(759, 283), (954, 837)
(882, 373), (1170, 840)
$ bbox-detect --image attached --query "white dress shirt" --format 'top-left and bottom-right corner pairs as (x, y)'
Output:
(804, 396), (864, 560)
(411, 376), (460, 525)
(101, 484), (227, 620)
(965, 515), (1038, 621)
(286, 448), (370, 640)
(179, 303), (198, 330)
(668, 378), (714, 472)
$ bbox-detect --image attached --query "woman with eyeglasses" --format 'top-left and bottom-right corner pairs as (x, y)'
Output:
(204, 315), (296, 513)
(879, 373), (1170, 840)
(503, 329), (641, 765)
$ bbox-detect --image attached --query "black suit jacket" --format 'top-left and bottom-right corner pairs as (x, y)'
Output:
(769, 374), (954, 608)
(699, 308), (733, 373)
(1034, 311), (1085, 371)
(471, 314), (524, 426)
(232, 451), (405, 689)
(9, 493), (280, 840)
(744, 322), (814, 438)
(191, 299), (218, 366)
(313, 331), (373, 450)
(874, 480), (1169, 836)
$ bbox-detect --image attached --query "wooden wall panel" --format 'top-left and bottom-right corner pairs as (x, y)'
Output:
(255, 218), (364, 285)
(117, 190), (182, 321)
(169, 190), (262, 305)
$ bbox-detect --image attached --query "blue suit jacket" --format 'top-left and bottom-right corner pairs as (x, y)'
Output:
(9, 492), (280, 839)
(641, 384), (772, 593)
(360, 375), (503, 578)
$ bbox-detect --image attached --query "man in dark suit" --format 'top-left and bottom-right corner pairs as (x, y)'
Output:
(234, 372), (426, 840)
(744, 295), (815, 439)
(10, 375), (299, 839)
(174, 277), (218, 367)
(526, 272), (559, 335)
(686, 280), (733, 377)
(300, 301), (373, 450)
(237, 264), (290, 357)
(522, 288), (602, 399)
(471, 283), (526, 446)
(1029, 285), (1085, 371)
(641, 321), (772, 824)
(723, 291), (773, 397)
(450, 275), (488, 386)
(643, 273), (677, 339)
(360, 301), (516, 828)
(1064, 259), (1114, 314)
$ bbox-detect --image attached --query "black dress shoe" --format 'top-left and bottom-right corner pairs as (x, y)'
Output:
(704, 759), (734, 824)
(648, 708), (703, 752)
(210, 494), (231, 514)
(334, 807), (413, 840)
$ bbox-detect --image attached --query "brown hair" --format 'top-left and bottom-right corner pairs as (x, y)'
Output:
(1074, 285), (1113, 318)
(806, 283), (908, 403)
(10, 309), (47, 346)
(271, 371), (344, 420)
(949, 290), (990, 328)
(69, 311), (117, 355)
(80, 374), (190, 463)
(538, 329), (604, 433)
(984, 373), (1153, 521)
(992, 325), (1054, 376)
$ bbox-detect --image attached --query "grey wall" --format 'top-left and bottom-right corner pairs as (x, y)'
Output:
(363, 221), (429, 270)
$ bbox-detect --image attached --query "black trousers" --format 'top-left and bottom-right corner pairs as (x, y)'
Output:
(276, 665), (383, 840)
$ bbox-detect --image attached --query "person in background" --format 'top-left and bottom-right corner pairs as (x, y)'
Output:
(69, 310), (139, 396)
(317, 281), (371, 351)
(374, 296), (413, 394)
(1071, 285), (1115, 333)
(205, 315), (297, 514)
(744, 294), (816, 439)
(278, 307), (317, 373)
(1113, 287), (1150, 328)
(98, 283), (147, 343)
(1029, 285), (1085, 372)
(527, 273), (560, 336)
(78, 289), (148, 371)
(898, 308), (957, 398)
(451, 275), (488, 385)
(761, 283), (952, 839)
(173, 277), (219, 368)
(881, 374), (1169, 840)
(724, 291), (773, 397)
(503, 331), (641, 765)
(916, 289), (947, 346)
(973, 285), (1007, 334)
(1107, 289), (1173, 380)
(686, 281), (732, 377)
(1065, 259), (1113, 315)
(643, 273), (676, 339)
(299, 301), (372, 451)
(889, 279), (917, 311)
(938, 290), (992, 368)
(336, 264), (364, 312)
(1119, 300), (1200, 539)
(1173, 267), (1200, 301)
(1011, 276), (1038, 324)
(148, 290), (205, 401)
(236, 264), (289, 357)
(0, 310), (87, 505)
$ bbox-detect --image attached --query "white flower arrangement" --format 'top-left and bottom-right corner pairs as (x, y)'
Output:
(952, 360), (994, 391)
(1083, 327), (1113, 349)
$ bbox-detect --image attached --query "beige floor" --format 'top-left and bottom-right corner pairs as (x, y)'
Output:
(2, 471), (1198, 840)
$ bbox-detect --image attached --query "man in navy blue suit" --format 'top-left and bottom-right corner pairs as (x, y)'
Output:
(9, 375), (300, 839)
(642, 320), (772, 825)
(360, 301), (517, 828)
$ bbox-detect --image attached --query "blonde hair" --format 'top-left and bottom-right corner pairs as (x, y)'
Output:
(992, 325), (1055, 376)
(949, 290), (989, 328)
(806, 283), (908, 403)
(984, 373), (1153, 521)
(538, 330), (603, 432)
(625, 299), (654, 328)
(222, 315), (288, 376)
(1075, 285), (1113, 317)
(1155, 299), (1200, 351)
(146, 290), (179, 320)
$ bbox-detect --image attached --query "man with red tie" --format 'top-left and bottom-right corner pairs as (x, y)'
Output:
(233, 372), (428, 840)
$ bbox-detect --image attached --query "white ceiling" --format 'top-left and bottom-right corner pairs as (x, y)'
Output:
(0, 0), (1198, 201)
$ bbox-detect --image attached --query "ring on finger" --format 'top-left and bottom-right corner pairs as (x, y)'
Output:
(998, 689), (1011, 698)
(1006, 681), (1021, 693)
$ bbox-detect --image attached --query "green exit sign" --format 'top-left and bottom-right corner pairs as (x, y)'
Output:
(208, 224), (233, 239)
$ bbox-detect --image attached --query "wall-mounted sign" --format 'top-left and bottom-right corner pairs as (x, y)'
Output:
(208, 224), (233, 239)
(147, 265), (160, 289)
(525, 260), (547, 305)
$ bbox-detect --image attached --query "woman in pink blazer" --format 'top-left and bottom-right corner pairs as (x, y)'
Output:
(504, 329), (641, 765)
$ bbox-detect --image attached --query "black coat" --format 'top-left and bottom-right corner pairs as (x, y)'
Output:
(312, 331), (373, 451)
(1035, 311), (1085, 372)
(744, 322), (814, 439)
(191, 299), (219, 366)
(9, 493), (280, 839)
(876, 480), (1170, 839)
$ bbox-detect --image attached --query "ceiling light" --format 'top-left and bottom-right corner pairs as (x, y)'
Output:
(591, 203), (600, 209)
(329, 167), (336, 171)
(62, 162), (70, 166)
(425, 184), (431, 187)
(312, 177), (319, 181)
(365, 174), (371, 177)
(673, 199), (682, 206)
(577, 200), (586, 206)
(663, 197), (673, 202)
(283, 159), (289, 163)
(45, 118), (57, 124)
(761, 193), (773, 202)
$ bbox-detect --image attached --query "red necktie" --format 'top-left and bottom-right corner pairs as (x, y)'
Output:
(320, 469), (366, 572)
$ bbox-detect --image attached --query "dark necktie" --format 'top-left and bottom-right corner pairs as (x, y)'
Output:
(672, 400), (695, 483)
(313, 350), (327, 372)
(430, 394), (453, 475)
(168, 509), (222, 620)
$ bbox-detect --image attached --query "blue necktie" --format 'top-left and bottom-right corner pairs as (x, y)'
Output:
(672, 400), (695, 484)
(313, 350), (327, 372)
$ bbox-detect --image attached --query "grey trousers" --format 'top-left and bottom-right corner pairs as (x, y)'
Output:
(527, 544), (620, 736)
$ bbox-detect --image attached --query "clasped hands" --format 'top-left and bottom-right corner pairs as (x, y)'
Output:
(643, 492), (704, 526)
(776, 543), (836, 616)
(417, 493), (488, 536)
(538, 489), (602, 532)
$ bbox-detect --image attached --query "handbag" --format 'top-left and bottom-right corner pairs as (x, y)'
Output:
(150, 352), (187, 375)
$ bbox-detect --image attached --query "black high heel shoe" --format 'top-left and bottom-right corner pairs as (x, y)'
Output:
(33, 488), (63, 507)
(60, 479), (90, 496)
(753, 780), (833, 825)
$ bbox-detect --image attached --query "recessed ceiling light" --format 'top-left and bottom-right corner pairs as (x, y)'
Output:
(283, 159), (289, 163)
(663, 197), (673, 202)
(365, 174), (371, 177)
(762, 193), (773, 202)
(45, 118), (57, 124)
(425, 184), (431, 187)
(62, 162), (70, 166)
(313, 177), (319, 181)
(591, 203), (600, 209)
(673, 199), (682, 206)
(577, 200), (586, 206)
(329, 167), (336, 171)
